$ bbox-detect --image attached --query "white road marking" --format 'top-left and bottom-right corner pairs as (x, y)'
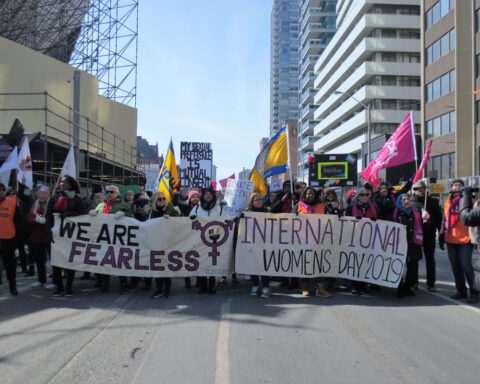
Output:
(215, 300), (231, 384)
(419, 287), (480, 315)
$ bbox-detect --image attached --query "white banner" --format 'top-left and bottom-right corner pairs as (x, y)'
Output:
(52, 215), (235, 277)
(235, 212), (408, 288)
(223, 179), (254, 216)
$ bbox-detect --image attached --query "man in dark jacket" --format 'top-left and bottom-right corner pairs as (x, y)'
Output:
(411, 180), (443, 291)
(459, 187), (480, 226)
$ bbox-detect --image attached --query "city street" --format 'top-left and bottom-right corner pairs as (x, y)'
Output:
(0, 251), (479, 384)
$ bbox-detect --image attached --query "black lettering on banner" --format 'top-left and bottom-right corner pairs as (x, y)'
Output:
(180, 141), (213, 188)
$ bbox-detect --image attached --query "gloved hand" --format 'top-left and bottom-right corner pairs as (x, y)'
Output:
(35, 214), (46, 224)
(438, 232), (445, 251)
(370, 217), (377, 221)
(88, 209), (98, 216)
(189, 215), (197, 220)
(114, 211), (125, 220)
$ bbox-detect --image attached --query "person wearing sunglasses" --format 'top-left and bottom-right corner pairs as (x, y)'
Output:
(149, 192), (180, 299)
(89, 185), (133, 294)
(345, 187), (378, 295)
(47, 175), (85, 297)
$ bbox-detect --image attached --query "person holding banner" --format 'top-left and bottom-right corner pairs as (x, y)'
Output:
(27, 186), (51, 288)
(440, 180), (479, 303)
(150, 192), (179, 299)
(189, 187), (225, 294)
(246, 192), (272, 298)
(47, 176), (85, 297)
(89, 185), (133, 294)
(345, 187), (378, 295)
(393, 194), (423, 298)
(323, 188), (343, 216)
(296, 187), (332, 298)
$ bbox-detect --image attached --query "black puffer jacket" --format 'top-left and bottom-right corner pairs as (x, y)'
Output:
(459, 191), (480, 226)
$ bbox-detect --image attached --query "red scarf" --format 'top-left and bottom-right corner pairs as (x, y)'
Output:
(53, 196), (68, 212)
(102, 201), (113, 214)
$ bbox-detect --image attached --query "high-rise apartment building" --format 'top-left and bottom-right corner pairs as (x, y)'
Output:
(298, 0), (336, 179)
(422, 0), (479, 181)
(270, 0), (300, 136)
(310, 0), (421, 178)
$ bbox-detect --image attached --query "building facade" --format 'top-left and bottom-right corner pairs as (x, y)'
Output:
(270, 0), (300, 136)
(309, 0), (421, 178)
(422, 0), (479, 182)
(297, 0), (336, 180)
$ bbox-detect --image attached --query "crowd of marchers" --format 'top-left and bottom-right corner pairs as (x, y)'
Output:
(0, 176), (478, 304)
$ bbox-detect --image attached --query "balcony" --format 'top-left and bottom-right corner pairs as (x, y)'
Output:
(300, 87), (316, 105)
(300, 39), (326, 61)
(300, 135), (317, 150)
(301, 104), (319, 121)
(300, 119), (319, 135)
(300, 8), (336, 32)
(300, 23), (336, 46)
(300, 55), (319, 77)
(300, 71), (315, 91)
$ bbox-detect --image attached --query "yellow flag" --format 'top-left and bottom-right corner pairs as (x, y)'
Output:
(249, 127), (288, 199)
(156, 139), (179, 202)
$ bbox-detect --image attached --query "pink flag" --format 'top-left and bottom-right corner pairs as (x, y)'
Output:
(361, 112), (417, 186)
(219, 173), (235, 188)
(413, 139), (433, 183)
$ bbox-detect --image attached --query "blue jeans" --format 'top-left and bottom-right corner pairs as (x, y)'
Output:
(446, 243), (478, 295)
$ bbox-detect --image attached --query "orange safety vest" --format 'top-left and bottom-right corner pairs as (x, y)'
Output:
(444, 198), (470, 244)
(0, 196), (16, 239)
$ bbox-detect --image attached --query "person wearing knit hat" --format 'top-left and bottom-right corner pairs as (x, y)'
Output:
(188, 190), (200, 201)
(440, 179), (479, 303)
(411, 179), (442, 292)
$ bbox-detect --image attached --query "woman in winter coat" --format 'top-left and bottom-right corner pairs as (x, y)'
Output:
(246, 192), (272, 298)
(393, 194), (423, 298)
(150, 192), (179, 298)
(323, 188), (343, 216)
(47, 176), (85, 296)
(189, 187), (225, 294)
(296, 187), (332, 298)
(89, 185), (133, 294)
(27, 186), (51, 288)
(345, 187), (378, 295)
(440, 179), (479, 303)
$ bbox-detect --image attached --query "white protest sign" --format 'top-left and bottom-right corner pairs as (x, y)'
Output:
(235, 212), (408, 288)
(180, 142), (213, 188)
(51, 214), (235, 277)
(270, 179), (283, 192)
(223, 179), (254, 216)
(144, 168), (160, 192)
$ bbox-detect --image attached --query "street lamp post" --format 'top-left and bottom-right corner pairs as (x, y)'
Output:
(333, 90), (371, 166)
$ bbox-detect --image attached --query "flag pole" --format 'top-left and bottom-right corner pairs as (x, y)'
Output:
(410, 111), (418, 171)
(285, 124), (295, 212)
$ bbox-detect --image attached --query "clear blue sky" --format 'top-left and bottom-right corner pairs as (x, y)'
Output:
(137, 1), (271, 180)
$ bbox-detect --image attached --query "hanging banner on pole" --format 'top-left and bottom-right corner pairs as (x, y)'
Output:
(223, 179), (254, 216)
(180, 142), (213, 188)
(235, 212), (407, 288)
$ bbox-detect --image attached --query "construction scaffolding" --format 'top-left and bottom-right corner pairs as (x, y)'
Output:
(0, 0), (138, 106)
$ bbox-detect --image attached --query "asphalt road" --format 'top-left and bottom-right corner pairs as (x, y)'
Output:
(0, 250), (479, 384)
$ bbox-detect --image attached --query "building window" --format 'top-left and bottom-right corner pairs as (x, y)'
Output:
(476, 54), (480, 78)
(428, 152), (455, 179)
(426, 0), (455, 30)
(476, 9), (480, 33)
(426, 111), (456, 138)
(425, 70), (455, 102)
(426, 29), (455, 65)
(476, 100), (480, 124)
